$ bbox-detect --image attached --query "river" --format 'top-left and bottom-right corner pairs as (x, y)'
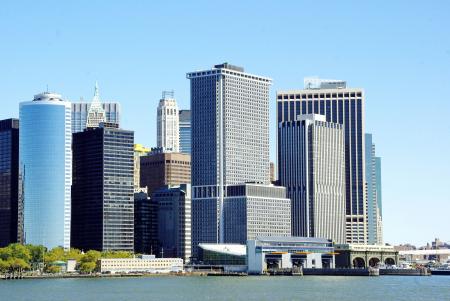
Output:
(1, 275), (449, 300)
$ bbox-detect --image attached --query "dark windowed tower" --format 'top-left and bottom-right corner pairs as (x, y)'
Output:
(71, 123), (134, 251)
(277, 78), (367, 244)
(0, 119), (20, 247)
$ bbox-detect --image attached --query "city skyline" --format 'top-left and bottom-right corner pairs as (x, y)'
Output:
(1, 1), (449, 246)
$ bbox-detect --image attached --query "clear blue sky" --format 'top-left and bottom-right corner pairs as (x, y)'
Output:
(1, 0), (449, 247)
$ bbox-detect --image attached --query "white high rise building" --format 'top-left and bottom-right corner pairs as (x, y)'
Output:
(157, 91), (179, 152)
(188, 63), (290, 258)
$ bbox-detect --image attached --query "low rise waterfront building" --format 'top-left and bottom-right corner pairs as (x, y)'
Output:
(247, 236), (335, 274)
(334, 244), (398, 268)
(98, 255), (183, 274)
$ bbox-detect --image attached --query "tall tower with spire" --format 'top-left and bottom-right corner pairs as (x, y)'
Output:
(86, 82), (106, 128)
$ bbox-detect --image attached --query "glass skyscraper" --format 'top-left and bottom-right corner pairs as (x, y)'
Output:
(365, 133), (383, 244)
(179, 110), (191, 154)
(277, 78), (367, 244)
(20, 92), (72, 249)
(0, 119), (20, 247)
(71, 123), (134, 251)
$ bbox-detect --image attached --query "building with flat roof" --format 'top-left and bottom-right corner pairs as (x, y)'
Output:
(279, 114), (346, 243)
(71, 123), (134, 251)
(140, 152), (191, 195)
(334, 244), (398, 268)
(277, 78), (367, 244)
(152, 184), (191, 262)
(134, 192), (158, 255)
(191, 183), (291, 258)
(134, 144), (150, 193)
(365, 133), (383, 245)
(179, 110), (191, 154)
(20, 92), (72, 249)
(247, 236), (335, 274)
(99, 256), (183, 274)
(0, 118), (20, 247)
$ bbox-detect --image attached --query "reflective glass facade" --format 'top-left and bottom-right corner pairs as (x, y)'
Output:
(0, 119), (20, 247)
(71, 102), (121, 133)
(20, 94), (72, 249)
(179, 110), (191, 154)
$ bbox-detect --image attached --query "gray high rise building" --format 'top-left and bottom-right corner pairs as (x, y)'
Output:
(188, 63), (291, 257)
(179, 110), (191, 154)
(152, 184), (191, 262)
(71, 84), (120, 133)
(365, 133), (383, 245)
(0, 119), (21, 247)
(279, 114), (346, 244)
(71, 123), (134, 251)
(277, 78), (366, 244)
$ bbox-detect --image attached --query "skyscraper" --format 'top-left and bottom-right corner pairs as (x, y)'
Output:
(188, 63), (290, 257)
(133, 144), (150, 193)
(179, 110), (191, 154)
(152, 184), (192, 262)
(365, 133), (383, 245)
(134, 191), (158, 255)
(157, 91), (179, 152)
(71, 84), (121, 133)
(140, 151), (191, 195)
(279, 114), (346, 243)
(20, 92), (72, 249)
(277, 78), (366, 244)
(71, 123), (134, 251)
(0, 119), (20, 247)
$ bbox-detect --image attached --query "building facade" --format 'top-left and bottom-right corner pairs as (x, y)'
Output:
(187, 63), (274, 254)
(71, 123), (134, 251)
(157, 91), (179, 152)
(99, 256), (183, 274)
(179, 110), (191, 154)
(278, 114), (346, 244)
(134, 191), (158, 255)
(277, 78), (367, 244)
(191, 183), (291, 258)
(71, 85), (120, 133)
(133, 144), (150, 193)
(140, 152), (191, 195)
(152, 184), (192, 262)
(0, 119), (20, 247)
(20, 92), (72, 249)
(365, 133), (383, 244)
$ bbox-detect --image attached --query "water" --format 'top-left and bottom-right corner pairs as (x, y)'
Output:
(1, 276), (449, 301)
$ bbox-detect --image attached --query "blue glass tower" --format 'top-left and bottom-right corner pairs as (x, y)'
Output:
(20, 92), (72, 249)
(179, 110), (191, 154)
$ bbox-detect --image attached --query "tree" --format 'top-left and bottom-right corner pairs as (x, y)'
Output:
(0, 259), (10, 273)
(81, 250), (101, 263)
(0, 247), (13, 261)
(101, 250), (133, 259)
(45, 265), (62, 274)
(26, 244), (46, 264)
(44, 247), (65, 263)
(9, 244), (31, 262)
(64, 248), (82, 262)
(79, 261), (96, 274)
(8, 258), (30, 272)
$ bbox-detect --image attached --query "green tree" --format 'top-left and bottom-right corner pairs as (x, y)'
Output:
(0, 259), (10, 273)
(26, 244), (46, 264)
(64, 248), (82, 262)
(79, 261), (96, 274)
(45, 265), (62, 274)
(81, 250), (101, 263)
(101, 250), (132, 259)
(8, 258), (30, 272)
(9, 244), (31, 262)
(0, 246), (13, 261)
(44, 247), (65, 263)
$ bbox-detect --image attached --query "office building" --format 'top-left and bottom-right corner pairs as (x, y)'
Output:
(71, 84), (120, 133)
(188, 63), (278, 256)
(365, 133), (383, 245)
(71, 123), (134, 251)
(269, 162), (276, 183)
(279, 114), (346, 243)
(179, 110), (191, 154)
(157, 91), (179, 152)
(152, 184), (191, 262)
(140, 152), (191, 195)
(134, 144), (150, 193)
(0, 119), (20, 247)
(20, 92), (72, 249)
(277, 77), (367, 244)
(192, 183), (290, 253)
(134, 191), (158, 255)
